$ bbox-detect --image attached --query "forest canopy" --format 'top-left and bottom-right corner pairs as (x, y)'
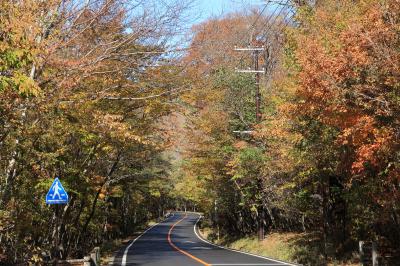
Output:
(0, 0), (399, 265)
(179, 0), (400, 264)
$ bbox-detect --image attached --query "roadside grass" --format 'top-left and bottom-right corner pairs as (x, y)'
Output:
(227, 233), (297, 263)
(199, 227), (359, 266)
(200, 229), (299, 264)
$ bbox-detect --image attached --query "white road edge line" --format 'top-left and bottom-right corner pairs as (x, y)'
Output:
(121, 213), (174, 266)
(193, 215), (301, 266)
(212, 264), (289, 265)
(211, 264), (288, 265)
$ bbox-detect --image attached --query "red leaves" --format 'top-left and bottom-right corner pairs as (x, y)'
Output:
(291, 1), (400, 184)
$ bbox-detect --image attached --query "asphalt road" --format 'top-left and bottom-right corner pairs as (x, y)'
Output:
(112, 212), (296, 266)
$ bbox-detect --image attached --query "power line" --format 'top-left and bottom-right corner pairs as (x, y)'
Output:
(262, 6), (295, 67)
(268, 8), (295, 38)
(235, 1), (273, 69)
(232, 1), (297, 241)
(249, 2), (270, 33)
(233, 1), (283, 125)
(256, 0), (290, 37)
(235, 0), (293, 70)
(259, 0), (291, 41)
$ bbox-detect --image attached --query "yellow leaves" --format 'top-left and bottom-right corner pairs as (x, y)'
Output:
(279, 181), (296, 191)
(101, 145), (114, 153)
(91, 175), (105, 186)
(13, 72), (41, 96)
(149, 180), (163, 198)
(144, 105), (153, 114)
(225, 158), (238, 177)
(197, 108), (229, 136)
(131, 134), (145, 143)
(94, 113), (150, 144)
(109, 186), (123, 198)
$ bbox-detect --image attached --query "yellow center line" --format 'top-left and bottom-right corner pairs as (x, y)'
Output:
(168, 214), (212, 266)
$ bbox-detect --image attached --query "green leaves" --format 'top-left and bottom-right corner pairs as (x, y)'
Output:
(13, 72), (40, 96)
(0, 73), (40, 96)
(0, 48), (32, 69)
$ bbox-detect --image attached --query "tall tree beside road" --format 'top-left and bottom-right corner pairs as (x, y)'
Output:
(179, 0), (400, 264)
(1, 0), (399, 265)
(283, 0), (400, 256)
(180, 13), (276, 238)
(0, 0), (193, 263)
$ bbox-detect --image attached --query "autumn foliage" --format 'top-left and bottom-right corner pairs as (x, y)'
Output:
(1, 0), (399, 264)
(0, 0), (192, 263)
(180, 0), (400, 264)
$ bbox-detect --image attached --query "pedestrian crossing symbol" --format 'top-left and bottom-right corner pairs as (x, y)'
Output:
(46, 177), (69, 204)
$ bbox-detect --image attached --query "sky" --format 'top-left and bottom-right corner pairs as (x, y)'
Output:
(195, 0), (264, 23)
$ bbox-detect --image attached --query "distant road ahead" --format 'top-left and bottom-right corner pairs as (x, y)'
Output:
(112, 212), (297, 266)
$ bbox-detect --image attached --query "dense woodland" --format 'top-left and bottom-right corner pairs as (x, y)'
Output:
(0, 0), (399, 265)
(178, 0), (400, 264)
(0, 0), (193, 263)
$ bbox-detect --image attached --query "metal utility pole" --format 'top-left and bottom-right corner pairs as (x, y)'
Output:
(214, 199), (220, 240)
(234, 46), (264, 122)
(254, 49), (261, 123)
(234, 45), (266, 241)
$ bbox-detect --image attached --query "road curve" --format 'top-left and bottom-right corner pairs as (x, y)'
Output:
(112, 212), (297, 266)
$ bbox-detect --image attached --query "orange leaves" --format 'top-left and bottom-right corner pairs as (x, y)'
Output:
(292, 0), (397, 126)
(93, 113), (149, 144)
(185, 14), (252, 74)
(288, 0), (400, 186)
(337, 116), (375, 146)
(351, 126), (394, 175)
(338, 115), (378, 174)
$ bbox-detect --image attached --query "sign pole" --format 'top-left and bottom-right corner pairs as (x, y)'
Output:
(46, 177), (69, 264)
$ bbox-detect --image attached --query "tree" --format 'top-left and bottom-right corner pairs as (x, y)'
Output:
(274, 0), (400, 260)
(0, 0), (194, 263)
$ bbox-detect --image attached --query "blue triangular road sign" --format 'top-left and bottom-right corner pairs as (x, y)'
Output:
(46, 177), (69, 204)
